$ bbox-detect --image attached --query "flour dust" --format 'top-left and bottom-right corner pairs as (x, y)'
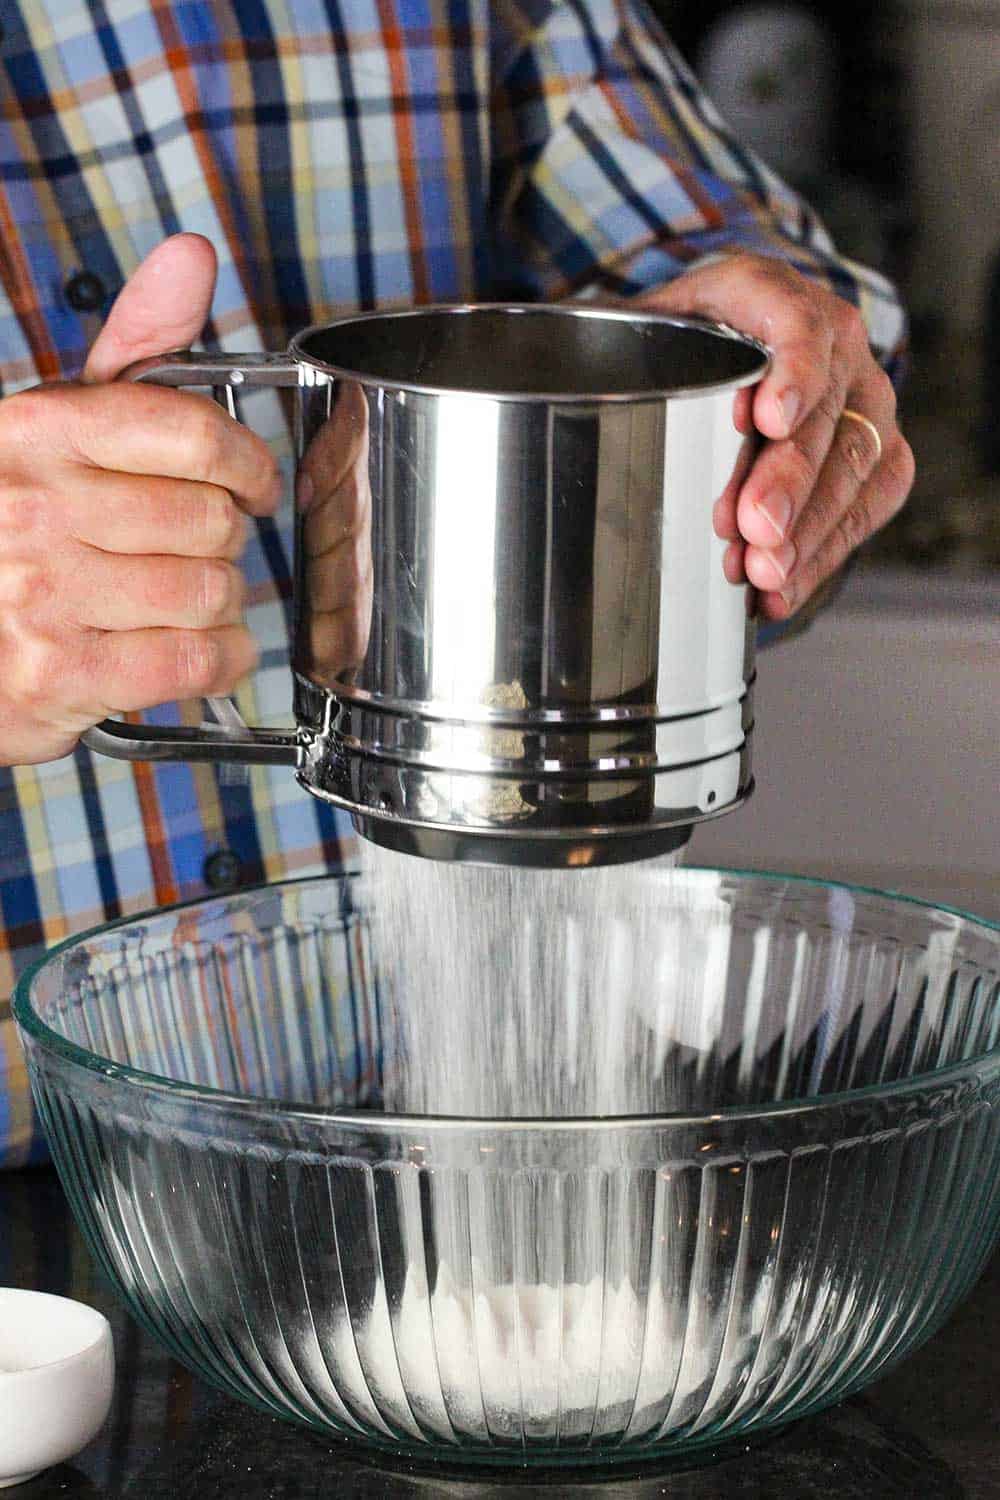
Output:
(360, 843), (730, 1119)
(346, 843), (740, 1432)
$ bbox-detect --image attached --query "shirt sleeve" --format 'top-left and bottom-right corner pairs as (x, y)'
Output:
(490, 0), (908, 386)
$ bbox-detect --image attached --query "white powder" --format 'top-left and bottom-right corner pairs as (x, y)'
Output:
(361, 842), (732, 1118)
(350, 844), (744, 1437)
(318, 1261), (777, 1442)
(350, 1266), (650, 1439)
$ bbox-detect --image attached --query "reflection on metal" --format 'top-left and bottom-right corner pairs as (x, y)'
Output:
(83, 306), (769, 867)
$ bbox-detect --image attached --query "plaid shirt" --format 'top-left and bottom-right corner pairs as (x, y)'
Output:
(0, 0), (906, 1166)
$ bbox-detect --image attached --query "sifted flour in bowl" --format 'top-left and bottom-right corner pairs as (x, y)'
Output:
(345, 845), (754, 1437)
(316, 1257), (778, 1443)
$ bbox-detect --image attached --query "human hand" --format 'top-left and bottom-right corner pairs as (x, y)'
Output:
(0, 234), (281, 766)
(640, 253), (915, 621)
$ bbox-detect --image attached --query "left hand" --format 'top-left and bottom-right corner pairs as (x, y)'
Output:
(639, 253), (915, 621)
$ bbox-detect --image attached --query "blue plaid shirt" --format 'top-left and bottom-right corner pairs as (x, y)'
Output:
(0, 0), (906, 1164)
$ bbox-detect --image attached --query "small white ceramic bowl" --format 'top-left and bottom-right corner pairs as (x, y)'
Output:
(0, 1288), (114, 1488)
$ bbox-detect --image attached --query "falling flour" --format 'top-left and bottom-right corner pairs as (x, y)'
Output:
(361, 841), (732, 1119)
(347, 844), (742, 1433)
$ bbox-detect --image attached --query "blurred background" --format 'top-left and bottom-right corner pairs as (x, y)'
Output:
(654, 1), (1000, 916)
(653, 0), (1000, 571)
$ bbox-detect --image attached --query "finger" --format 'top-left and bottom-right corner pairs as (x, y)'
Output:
(735, 376), (849, 554)
(68, 470), (249, 560)
(72, 553), (245, 631)
(723, 539), (746, 585)
(83, 234), (217, 384)
(85, 625), (260, 712)
(713, 488), (740, 543)
(713, 432), (757, 543)
(644, 254), (835, 437)
(779, 374), (896, 569)
(744, 372), (896, 592)
(757, 433), (915, 619)
(733, 386), (754, 436)
(40, 382), (281, 515)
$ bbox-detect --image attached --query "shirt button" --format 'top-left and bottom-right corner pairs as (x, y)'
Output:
(203, 849), (242, 890)
(64, 270), (107, 313)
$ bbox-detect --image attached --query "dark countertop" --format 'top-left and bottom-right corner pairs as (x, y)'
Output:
(3, 1168), (997, 1500)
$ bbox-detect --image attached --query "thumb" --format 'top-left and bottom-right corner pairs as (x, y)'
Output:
(82, 233), (218, 384)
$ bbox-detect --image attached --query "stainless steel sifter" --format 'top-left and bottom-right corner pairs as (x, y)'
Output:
(83, 304), (769, 867)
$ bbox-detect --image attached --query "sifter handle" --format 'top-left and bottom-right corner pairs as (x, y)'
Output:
(81, 351), (301, 768)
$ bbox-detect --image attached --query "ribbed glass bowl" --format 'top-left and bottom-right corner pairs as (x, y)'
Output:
(14, 870), (1000, 1467)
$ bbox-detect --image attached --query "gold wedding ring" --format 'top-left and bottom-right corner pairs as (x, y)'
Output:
(840, 408), (883, 464)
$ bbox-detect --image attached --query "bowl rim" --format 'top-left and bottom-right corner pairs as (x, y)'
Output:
(0, 1288), (111, 1379)
(12, 867), (1000, 1132)
(290, 304), (772, 405)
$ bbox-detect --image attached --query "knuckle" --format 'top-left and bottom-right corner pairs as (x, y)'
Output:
(262, 446), (282, 491)
(197, 489), (243, 556)
(815, 387), (843, 433)
(183, 401), (225, 481)
(783, 436), (819, 492)
(123, 382), (168, 425)
(760, 255), (803, 292)
(198, 407), (226, 476)
(839, 427), (878, 483)
(0, 558), (50, 612)
(0, 488), (53, 537)
(742, 254), (814, 314)
(0, 387), (62, 445)
(197, 559), (238, 624)
(835, 499), (871, 555)
(173, 630), (221, 697)
(793, 293), (828, 343)
(10, 632), (57, 708)
(728, 251), (771, 285)
(794, 550), (823, 602)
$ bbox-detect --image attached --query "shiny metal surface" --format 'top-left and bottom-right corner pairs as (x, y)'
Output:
(82, 716), (297, 765)
(83, 305), (768, 866)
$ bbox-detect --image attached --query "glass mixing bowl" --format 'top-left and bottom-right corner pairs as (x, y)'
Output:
(14, 870), (1000, 1467)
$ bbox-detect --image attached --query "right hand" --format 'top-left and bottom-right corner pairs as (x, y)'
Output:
(0, 233), (281, 767)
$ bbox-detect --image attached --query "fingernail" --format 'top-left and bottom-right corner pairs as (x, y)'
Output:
(295, 472), (313, 512)
(765, 541), (797, 586)
(780, 588), (796, 614)
(779, 388), (801, 432)
(754, 490), (792, 541)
